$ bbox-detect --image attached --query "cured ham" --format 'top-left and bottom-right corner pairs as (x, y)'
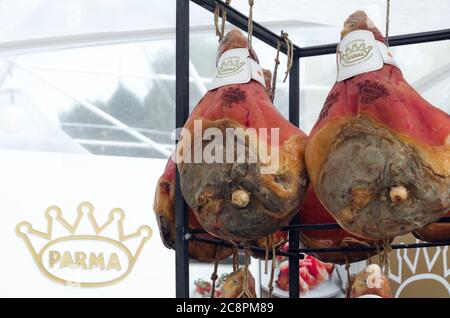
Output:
(305, 11), (450, 239)
(177, 29), (308, 241)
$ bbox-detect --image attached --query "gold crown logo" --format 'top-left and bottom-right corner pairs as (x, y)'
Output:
(16, 202), (152, 287)
(217, 56), (246, 76)
(340, 40), (373, 65)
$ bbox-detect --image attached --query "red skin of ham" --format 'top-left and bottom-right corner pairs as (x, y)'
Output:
(305, 11), (450, 239)
(311, 67), (449, 148)
(178, 29), (308, 242)
(299, 186), (388, 264)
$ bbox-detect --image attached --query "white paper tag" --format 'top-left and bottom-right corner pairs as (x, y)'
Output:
(209, 48), (266, 90)
(337, 30), (397, 82)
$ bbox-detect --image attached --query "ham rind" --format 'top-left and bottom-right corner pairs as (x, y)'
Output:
(306, 11), (450, 239)
(299, 186), (388, 264)
(221, 268), (257, 298)
(178, 29), (308, 241)
(276, 261), (290, 291)
(413, 210), (450, 242)
(153, 158), (233, 262)
(350, 264), (392, 298)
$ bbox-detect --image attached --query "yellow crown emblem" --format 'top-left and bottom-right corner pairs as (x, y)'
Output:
(16, 202), (152, 287)
(217, 56), (246, 76)
(341, 40), (373, 65)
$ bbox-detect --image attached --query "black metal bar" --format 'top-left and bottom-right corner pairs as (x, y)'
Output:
(189, 216), (450, 234)
(175, 0), (190, 298)
(288, 57), (300, 298)
(190, 234), (450, 257)
(190, 0), (299, 55)
(189, 236), (300, 259)
(184, 0), (450, 301)
(298, 28), (450, 57)
(295, 240), (450, 254)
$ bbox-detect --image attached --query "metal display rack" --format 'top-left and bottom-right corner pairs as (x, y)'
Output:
(175, 0), (450, 298)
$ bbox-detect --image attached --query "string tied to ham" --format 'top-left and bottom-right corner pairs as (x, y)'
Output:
(214, 0), (231, 42)
(385, 0), (391, 46)
(271, 31), (293, 102)
(247, 0), (254, 50)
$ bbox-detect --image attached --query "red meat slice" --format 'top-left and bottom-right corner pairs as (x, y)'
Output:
(304, 255), (331, 283)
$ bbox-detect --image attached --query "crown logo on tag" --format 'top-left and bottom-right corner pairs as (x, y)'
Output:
(217, 56), (246, 77)
(341, 40), (374, 65)
(16, 202), (152, 287)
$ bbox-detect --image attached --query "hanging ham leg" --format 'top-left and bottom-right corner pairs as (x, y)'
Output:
(306, 11), (450, 239)
(178, 29), (308, 242)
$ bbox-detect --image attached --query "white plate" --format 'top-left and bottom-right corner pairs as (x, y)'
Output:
(261, 263), (344, 298)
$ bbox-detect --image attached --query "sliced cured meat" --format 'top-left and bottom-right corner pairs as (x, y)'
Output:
(275, 255), (334, 293)
(300, 265), (319, 287)
(153, 158), (233, 262)
(178, 29), (308, 241)
(299, 186), (389, 264)
(275, 260), (290, 291)
(305, 11), (450, 239)
(303, 254), (332, 283)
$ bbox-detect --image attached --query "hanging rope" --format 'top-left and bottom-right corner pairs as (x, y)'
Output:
(344, 254), (352, 298)
(270, 37), (281, 102)
(385, 0), (391, 46)
(282, 33), (294, 83)
(270, 31), (294, 101)
(264, 236), (270, 274)
(247, 0), (254, 50)
(267, 243), (276, 298)
(214, 0), (231, 42)
(232, 243), (239, 272)
(367, 251), (373, 264)
(380, 238), (392, 276)
(210, 248), (220, 298)
(237, 244), (254, 298)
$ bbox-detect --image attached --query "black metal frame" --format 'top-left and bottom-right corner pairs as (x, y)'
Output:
(175, 0), (450, 298)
